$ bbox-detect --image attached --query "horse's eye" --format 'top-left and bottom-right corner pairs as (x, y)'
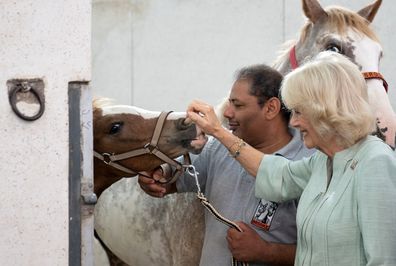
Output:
(326, 45), (341, 53)
(109, 122), (123, 135)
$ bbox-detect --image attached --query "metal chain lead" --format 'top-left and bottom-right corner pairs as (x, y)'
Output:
(184, 164), (202, 196)
(183, 164), (248, 266)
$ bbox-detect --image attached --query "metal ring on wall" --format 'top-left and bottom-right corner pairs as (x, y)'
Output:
(8, 80), (45, 121)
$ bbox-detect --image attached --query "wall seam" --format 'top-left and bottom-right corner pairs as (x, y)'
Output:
(282, 0), (286, 42)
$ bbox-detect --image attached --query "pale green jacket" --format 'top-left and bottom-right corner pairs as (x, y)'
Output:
(256, 136), (396, 266)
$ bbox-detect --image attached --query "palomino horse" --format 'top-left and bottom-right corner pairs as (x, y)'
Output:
(95, 0), (394, 265)
(93, 99), (207, 265)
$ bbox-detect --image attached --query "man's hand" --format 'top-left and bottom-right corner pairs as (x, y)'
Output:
(227, 221), (296, 265)
(137, 168), (176, 198)
(227, 221), (268, 262)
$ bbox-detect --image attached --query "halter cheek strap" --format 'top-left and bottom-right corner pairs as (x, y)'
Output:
(289, 45), (299, 70)
(289, 45), (389, 93)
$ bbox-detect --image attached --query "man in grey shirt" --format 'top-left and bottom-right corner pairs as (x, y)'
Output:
(139, 64), (314, 265)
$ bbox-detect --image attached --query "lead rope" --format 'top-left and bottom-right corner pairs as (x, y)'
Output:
(185, 165), (249, 266)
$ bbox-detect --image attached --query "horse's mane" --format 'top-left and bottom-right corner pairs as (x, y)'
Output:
(272, 6), (380, 70)
(272, 40), (297, 70)
(93, 97), (115, 111)
(303, 6), (379, 41)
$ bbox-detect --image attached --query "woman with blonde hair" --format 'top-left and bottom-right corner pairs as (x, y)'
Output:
(187, 52), (396, 265)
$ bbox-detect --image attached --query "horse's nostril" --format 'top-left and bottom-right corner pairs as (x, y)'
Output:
(178, 118), (192, 129)
(183, 117), (192, 125)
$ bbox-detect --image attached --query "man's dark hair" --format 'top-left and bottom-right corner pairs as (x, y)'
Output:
(235, 64), (290, 122)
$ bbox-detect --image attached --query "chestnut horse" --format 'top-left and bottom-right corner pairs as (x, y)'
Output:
(93, 99), (207, 265)
(95, 0), (394, 265)
(93, 98), (207, 197)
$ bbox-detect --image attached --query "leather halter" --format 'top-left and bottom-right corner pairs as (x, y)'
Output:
(94, 111), (190, 184)
(289, 45), (389, 92)
(362, 71), (388, 92)
(289, 45), (299, 71)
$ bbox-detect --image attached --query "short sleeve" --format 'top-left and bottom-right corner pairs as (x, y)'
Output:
(255, 154), (314, 202)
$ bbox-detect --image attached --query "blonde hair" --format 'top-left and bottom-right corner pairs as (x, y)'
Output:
(281, 52), (375, 148)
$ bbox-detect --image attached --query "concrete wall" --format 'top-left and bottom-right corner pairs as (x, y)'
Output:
(92, 0), (396, 112)
(0, 1), (91, 265)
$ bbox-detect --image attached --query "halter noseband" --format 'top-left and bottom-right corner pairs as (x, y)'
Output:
(289, 45), (389, 92)
(94, 111), (190, 184)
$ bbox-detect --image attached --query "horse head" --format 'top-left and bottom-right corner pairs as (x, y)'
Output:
(93, 98), (207, 196)
(273, 0), (396, 148)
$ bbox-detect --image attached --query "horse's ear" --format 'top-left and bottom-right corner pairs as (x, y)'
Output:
(302, 0), (327, 23)
(357, 0), (382, 23)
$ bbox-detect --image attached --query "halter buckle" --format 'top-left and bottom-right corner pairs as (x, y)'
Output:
(144, 143), (158, 153)
(102, 153), (112, 164)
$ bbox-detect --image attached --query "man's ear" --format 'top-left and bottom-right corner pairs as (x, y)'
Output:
(263, 97), (281, 120)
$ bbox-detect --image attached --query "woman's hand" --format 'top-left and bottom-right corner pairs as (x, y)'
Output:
(187, 100), (223, 137)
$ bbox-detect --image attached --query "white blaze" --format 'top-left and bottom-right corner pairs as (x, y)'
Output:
(101, 105), (186, 120)
(350, 30), (382, 73)
(349, 30), (396, 147)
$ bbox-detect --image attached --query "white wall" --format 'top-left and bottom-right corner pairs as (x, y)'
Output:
(92, 0), (396, 112)
(0, 1), (91, 265)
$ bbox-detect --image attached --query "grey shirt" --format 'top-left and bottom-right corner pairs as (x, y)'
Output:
(176, 128), (315, 266)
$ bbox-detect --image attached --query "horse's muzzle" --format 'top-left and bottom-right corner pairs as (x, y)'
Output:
(190, 125), (207, 152)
